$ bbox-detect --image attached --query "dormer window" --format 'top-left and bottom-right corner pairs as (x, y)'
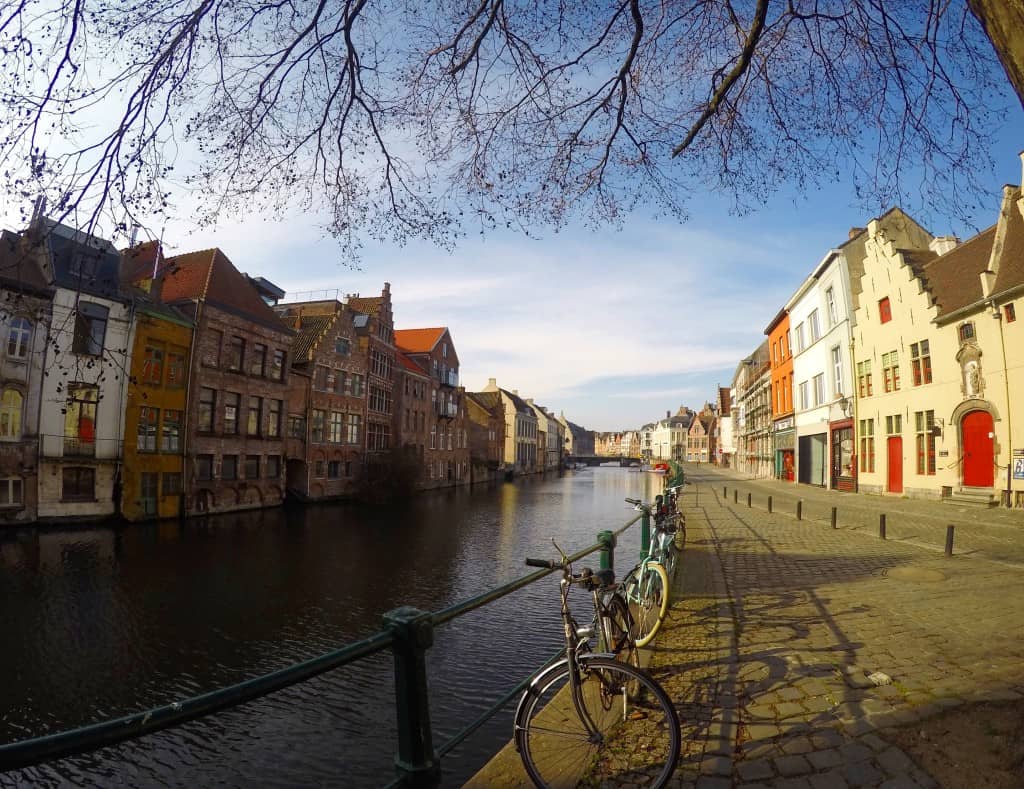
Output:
(958, 322), (975, 342)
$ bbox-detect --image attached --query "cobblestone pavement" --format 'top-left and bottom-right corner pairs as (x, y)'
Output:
(643, 465), (1024, 788)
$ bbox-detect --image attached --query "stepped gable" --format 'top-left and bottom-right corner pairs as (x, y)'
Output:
(347, 295), (382, 315)
(993, 186), (1024, 295)
(395, 327), (446, 353)
(161, 247), (290, 332)
(920, 226), (996, 318)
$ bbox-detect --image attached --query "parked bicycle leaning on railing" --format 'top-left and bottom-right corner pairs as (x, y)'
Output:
(515, 550), (681, 788)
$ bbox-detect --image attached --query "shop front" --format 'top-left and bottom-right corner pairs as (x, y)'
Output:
(797, 431), (828, 486)
(773, 416), (795, 481)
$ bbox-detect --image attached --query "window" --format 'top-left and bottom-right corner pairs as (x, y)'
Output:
(162, 472), (182, 496)
(141, 344), (164, 384)
(221, 454), (238, 480)
(314, 365), (329, 390)
(328, 460), (341, 479)
(7, 318), (31, 359)
(772, 342), (779, 365)
(249, 343), (267, 377)
(881, 350), (900, 392)
(795, 323), (805, 352)
(430, 425), (437, 449)
(137, 406), (159, 452)
(245, 455), (260, 479)
(330, 411), (344, 443)
(167, 349), (186, 388)
(223, 392), (240, 434)
(958, 322), (975, 342)
(140, 472), (158, 510)
(831, 346), (843, 397)
(73, 302), (108, 355)
(267, 399), (281, 438)
(247, 396), (262, 436)
(813, 373), (825, 406)
(825, 287), (838, 326)
(0, 388), (22, 439)
(878, 297), (892, 324)
(203, 330), (222, 367)
(196, 455), (214, 481)
(797, 380), (809, 410)
(335, 337), (350, 356)
(808, 309), (821, 342)
(311, 409), (326, 442)
(288, 415), (306, 439)
(65, 385), (98, 454)
(198, 387), (216, 432)
(270, 349), (286, 381)
(915, 411), (936, 475)
(346, 413), (360, 444)
(1005, 303), (1016, 323)
(859, 419), (875, 473)
(350, 374), (364, 397)
(334, 370), (346, 394)
(314, 460), (325, 477)
(0, 477), (23, 506)
(370, 349), (393, 378)
(226, 336), (245, 371)
(368, 421), (390, 451)
(885, 414), (902, 435)
(369, 385), (392, 414)
(62, 467), (95, 501)
(161, 410), (182, 452)
(856, 360), (873, 397)
(910, 340), (932, 386)
(266, 455), (281, 478)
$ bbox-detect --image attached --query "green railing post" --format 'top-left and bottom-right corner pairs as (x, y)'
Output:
(640, 509), (651, 558)
(383, 606), (441, 787)
(597, 530), (616, 572)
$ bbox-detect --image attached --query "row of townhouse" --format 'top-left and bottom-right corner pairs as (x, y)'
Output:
(722, 156), (1024, 506)
(0, 215), (583, 524)
(635, 406), (721, 463)
(472, 379), (568, 476)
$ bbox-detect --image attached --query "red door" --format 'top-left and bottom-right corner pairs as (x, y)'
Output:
(962, 410), (995, 487)
(887, 437), (903, 493)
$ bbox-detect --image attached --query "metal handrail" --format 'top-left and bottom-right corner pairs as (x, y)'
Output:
(0, 510), (648, 786)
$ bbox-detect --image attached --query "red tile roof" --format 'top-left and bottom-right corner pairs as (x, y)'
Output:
(396, 350), (428, 375)
(394, 327), (446, 353)
(161, 247), (289, 331)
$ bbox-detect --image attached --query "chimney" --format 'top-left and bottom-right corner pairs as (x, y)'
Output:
(666, 410), (670, 419)
(929, 235), (959, 256)
(848, 227), (865, 240)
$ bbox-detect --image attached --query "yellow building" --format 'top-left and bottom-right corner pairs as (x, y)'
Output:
(853, 175), (1024, 506)
(122, 298), (193, 520)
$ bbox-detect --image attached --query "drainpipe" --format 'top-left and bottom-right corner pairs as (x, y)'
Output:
(992, 299), (1013, 507)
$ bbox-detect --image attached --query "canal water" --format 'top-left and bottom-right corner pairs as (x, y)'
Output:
(0, 467), (663, 788)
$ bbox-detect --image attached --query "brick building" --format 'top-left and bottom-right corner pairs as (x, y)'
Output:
(349, 285), (396, 467)
(393, 349), (431, 484)
(465, 390), (505, 482)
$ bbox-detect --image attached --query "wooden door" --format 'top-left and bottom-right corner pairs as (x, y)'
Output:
(887, 436), (903, 493)
(962, 410), (994, 487)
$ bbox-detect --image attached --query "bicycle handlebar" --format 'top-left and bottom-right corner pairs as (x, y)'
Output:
(624, 497), (642, 506)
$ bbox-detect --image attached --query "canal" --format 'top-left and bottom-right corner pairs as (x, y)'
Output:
(0, 467), (663, 787)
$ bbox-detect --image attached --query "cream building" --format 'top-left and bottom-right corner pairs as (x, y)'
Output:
(853, 178), (1024, 505)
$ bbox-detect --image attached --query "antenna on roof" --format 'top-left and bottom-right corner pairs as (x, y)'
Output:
(152, 226), (165, 280)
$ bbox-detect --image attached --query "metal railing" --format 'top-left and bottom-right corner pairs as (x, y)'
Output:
(0, 509), (653, 786)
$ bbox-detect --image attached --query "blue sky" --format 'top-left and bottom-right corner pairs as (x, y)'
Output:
(150, 112), (1024, 432)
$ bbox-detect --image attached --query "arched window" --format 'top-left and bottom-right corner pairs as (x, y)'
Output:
(7, 318), (32, 359)
(0, 389), (22, 439)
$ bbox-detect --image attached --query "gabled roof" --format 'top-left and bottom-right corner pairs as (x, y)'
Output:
(348, 295), (383, 316)
(395, 327), (446, 354)
(161, 247), (291, 333)
(500, 388), (535, 415)
(290, 314), (335, 363)
(467, 390), (503, 412)
(992, 187), (1024, 297)
(396, 349), (429, 376)
(40, 219), (124, 301)
(920, 226), (996, 318)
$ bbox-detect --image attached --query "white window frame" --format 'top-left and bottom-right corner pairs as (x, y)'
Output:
(826, 287), (838, 326)
(831, 346), (843, 397)
(813, 373), (825, 406)
(809, 309), (821, 342)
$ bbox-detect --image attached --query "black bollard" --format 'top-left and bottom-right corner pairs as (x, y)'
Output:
(945, 525), (955, 556)
(747, 492), (752, 508)
(879, 513), (887, 540)
(723, 486), (727, 497)
(768, 495), (773, 513)
(797, 500), (803, 520)
(831, 506), (837, 529)
(734, 489), (738, 504)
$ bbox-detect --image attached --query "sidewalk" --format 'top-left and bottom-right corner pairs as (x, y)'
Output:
(644, 466), (1024, 788)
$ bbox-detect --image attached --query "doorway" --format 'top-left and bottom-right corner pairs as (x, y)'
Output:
(887, 436), (903, 493)
(961, 410), (994, 487)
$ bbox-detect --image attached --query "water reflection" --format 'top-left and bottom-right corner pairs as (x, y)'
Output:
(0, 467), (661, 787)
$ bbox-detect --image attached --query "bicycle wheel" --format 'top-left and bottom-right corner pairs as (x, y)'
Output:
(622, 562), (670, 647)
(514, 656), (681, 788)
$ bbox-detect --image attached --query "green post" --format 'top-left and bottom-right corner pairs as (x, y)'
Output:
(598, 530), (616, 572)
(383, 606), (441, 787)
(640, 509), (651, 558)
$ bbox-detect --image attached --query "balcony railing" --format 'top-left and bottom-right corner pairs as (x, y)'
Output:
(63, 437), (96, 457)
(434, 401), (458, 419)
(439, 370), (459, 388)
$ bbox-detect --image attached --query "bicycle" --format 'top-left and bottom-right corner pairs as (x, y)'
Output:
(575, 565), (639, 672)
(619, 499), (672, 647)
(515, 553), (681, 788)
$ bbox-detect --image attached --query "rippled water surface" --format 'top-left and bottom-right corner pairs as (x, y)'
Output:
(0, 468), (662, 787)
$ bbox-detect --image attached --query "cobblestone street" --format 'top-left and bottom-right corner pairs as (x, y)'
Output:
(645, 465), (1024, 788)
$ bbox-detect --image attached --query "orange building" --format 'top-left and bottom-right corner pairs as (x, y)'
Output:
(765, 309), (795, 480)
